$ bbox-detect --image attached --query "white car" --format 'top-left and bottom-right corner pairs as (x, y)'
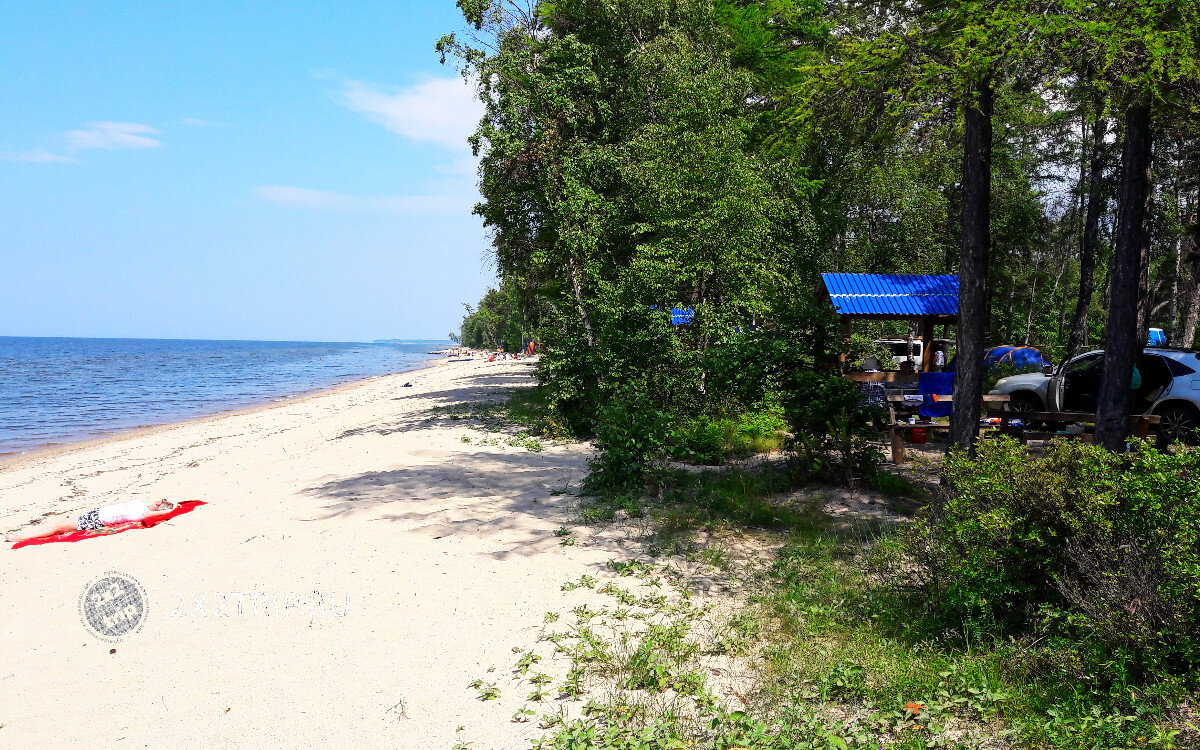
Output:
(990, 347), (1200, 443)
(874, 337), (954, 368)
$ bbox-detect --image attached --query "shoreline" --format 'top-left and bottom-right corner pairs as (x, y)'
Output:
(0, 355), (616, 749)
(0, 352), (458, 473)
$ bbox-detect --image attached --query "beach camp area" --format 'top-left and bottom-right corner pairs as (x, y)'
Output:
(3, 0), (1200, 748)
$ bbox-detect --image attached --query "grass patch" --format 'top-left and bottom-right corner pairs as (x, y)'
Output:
(533, 460), (1193, 749)
(671, 407), (790, 464)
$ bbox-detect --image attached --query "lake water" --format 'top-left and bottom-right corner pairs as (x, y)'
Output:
(0, 337), (450, 455)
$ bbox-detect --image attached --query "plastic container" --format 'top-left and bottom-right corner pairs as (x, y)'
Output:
(910, 427), (928, 444)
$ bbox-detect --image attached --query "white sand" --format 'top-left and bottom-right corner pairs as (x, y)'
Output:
(0, 357), (640, 749)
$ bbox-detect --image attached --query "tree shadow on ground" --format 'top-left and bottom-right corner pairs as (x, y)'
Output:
(298, 447), (634, 560)
(337, 370), (537, 440)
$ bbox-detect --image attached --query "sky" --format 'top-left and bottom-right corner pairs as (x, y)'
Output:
(0, 2), (492, 342)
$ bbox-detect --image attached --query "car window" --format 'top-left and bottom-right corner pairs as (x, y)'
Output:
(1064, 353), (1102, 374)
(1165, 357), (1197, 377)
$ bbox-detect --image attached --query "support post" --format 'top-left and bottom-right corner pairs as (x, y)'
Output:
(890, 427), (906, 464)
(839, 317), (853, 373)
(919, 317), (936, 372)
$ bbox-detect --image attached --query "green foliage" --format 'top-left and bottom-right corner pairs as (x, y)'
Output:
(437, 0), (1200, 745)
(443, 0), (867, 492)
(898, 437), (1200, 688)
(467, 678), (501, 701)
(459, 281), (534, 351)
(528, 521), (1191, 750)
(671, 405), (788, 465)
(523, 455), (1197, 750)
(780, 371), (885, 483)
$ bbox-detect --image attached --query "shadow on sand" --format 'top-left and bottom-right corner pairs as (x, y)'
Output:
(337, 370), (537, 440)
(298, 444), (619, 560)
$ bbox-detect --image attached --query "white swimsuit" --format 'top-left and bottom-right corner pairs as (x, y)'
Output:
(97, 500), (151, 525)
(77, 500), (151, 531)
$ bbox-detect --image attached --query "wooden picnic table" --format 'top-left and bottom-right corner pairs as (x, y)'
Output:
(886, 394), (1012, 464)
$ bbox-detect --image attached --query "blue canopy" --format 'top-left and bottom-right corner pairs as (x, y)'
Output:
(821, 273), (959, 318)
(649, 305), (695, 325)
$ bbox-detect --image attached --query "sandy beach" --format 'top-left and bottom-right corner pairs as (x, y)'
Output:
(0, 356), (640, 749)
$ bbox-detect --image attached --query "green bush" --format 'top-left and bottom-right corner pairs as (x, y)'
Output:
(459, 281), (534, 352)
(780, 371), (884, 483)
(672, 405), (788, 464)
(586, 383), (674, 493)
(898, 437), (1200, 688)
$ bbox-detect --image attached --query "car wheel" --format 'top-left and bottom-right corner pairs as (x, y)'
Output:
(1009, 392), (1043, 429)
(1157, 404), (1200, 446)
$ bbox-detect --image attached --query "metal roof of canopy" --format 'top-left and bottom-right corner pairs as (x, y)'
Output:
(820, 273), (959, 319)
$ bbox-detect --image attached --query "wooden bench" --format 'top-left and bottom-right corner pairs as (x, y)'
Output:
(985, 410), (1162, 445)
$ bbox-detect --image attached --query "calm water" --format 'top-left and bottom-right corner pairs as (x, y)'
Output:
(0, 337), (451, 455)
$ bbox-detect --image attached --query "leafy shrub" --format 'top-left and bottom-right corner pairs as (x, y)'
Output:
(779, 371), (884, 483)
(898, 437), (1200, 687)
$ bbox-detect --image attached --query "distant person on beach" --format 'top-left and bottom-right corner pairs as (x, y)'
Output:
(5, 499), (178, 544)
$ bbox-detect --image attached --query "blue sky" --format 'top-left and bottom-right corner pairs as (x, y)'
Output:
(0, 2), (491, 341)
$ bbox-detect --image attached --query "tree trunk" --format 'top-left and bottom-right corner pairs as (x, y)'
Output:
(1136, 220), (1152, 344)
(1167, 169), (1184, 342)
(1096, 104), (1153, 451)
(1179, 275), (1200, 348)
(1023, 273), (1038, 345)
(568, 256), (595, 348)
(1168, 234), (1182, 342)
(950, 78), (992, 455)
(1004, 270), (1016, 342)
(1179, 229), (1200, 347)
(1066, 115), (1107, 357)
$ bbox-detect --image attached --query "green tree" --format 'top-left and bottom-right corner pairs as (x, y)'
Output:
(1055, 0), (1200, 449)
(441, 0), (860, 480)
(459, 282), (534, 351)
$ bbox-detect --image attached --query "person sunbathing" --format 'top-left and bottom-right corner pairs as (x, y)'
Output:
(5, 499), (178, 544)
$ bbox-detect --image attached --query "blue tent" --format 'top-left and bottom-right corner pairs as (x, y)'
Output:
(649, 305), (695, 325)
(948, 346), (1050, 373)
(984, 346), (1050, 371)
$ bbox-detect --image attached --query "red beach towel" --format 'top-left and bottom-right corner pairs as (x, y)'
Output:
(10, 500), (207, 550)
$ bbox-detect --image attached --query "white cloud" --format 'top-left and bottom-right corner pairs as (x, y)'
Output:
(342, 77), (483, 151)
(252, 76), (484, 217)
(1, 147), (78, 163)
(65, 121), (161, 150)
(254, 185), (471, 215)
(4, 121), (162, 162)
